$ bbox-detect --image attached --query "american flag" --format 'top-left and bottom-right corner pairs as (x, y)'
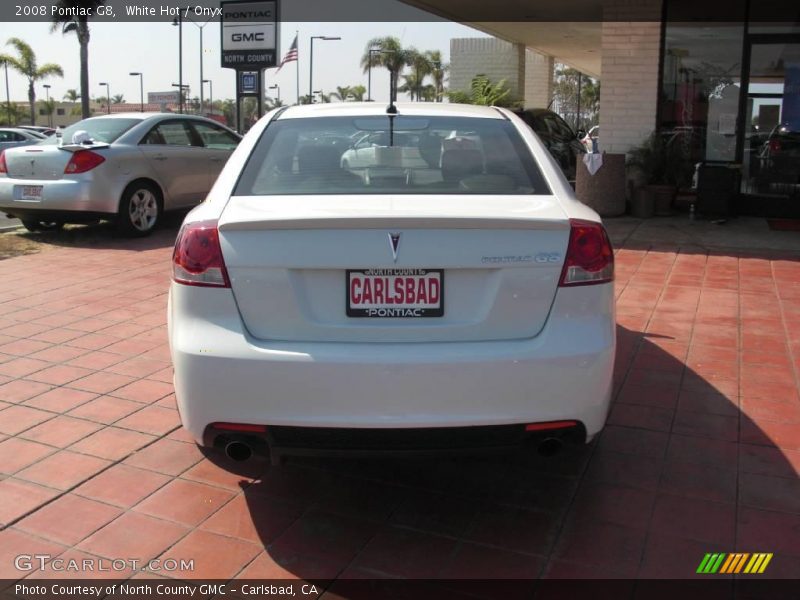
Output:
(276, 35), (298, 72)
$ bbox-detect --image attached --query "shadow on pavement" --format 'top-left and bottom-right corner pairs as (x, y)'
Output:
(9, 211), (187, 252)
(196, 320), (800, 599)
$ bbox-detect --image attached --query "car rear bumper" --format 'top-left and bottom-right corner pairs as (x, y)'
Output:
(0, 176), (119, 217)
(168, 282), (615, 448)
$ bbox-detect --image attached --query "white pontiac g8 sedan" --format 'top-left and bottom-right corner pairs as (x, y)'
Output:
(167, 102), (615, 465)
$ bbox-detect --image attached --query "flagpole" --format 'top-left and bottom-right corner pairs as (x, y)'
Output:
(295, 29), (300, 104)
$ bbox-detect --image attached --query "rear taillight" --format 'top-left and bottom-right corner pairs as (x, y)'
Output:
(172, 220), (230, 288)
(558, 219), (614, 286)
(768, 139), (782, 153)
(0, 151), (7, 174)
(64, 150), (105, 174)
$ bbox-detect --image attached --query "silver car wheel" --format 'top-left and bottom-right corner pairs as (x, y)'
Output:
(128, 188), (158, 232)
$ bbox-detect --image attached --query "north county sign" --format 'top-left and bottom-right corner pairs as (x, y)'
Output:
(220, 0), (278, 69)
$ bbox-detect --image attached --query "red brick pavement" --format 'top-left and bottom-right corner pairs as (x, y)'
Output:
(0, 229), (799, 589)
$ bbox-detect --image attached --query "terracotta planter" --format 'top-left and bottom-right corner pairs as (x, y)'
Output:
(631, 187), (655, 218)
(649, 184), (676, 216)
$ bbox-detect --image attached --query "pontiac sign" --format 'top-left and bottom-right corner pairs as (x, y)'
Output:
(220, 1), (278, 69)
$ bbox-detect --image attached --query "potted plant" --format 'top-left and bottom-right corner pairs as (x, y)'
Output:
(627, 132), (693, 216)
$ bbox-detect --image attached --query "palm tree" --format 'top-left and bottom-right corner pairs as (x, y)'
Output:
(448, 74), (520, 108)
(331, 86), (352, 102)
(0, 38), (63, 126)
(0, 102), (29, 126)
(63, 88), (80, 102)
(50, 0), (106, 120)
(405, 48), (432, 102)
(360, 37), (408, 101)
(264, 97), (285, 110)
(111, 93), (124, 104)
(400, 72), (424, 101)
(349, 85), (366, 102)
(40, 98), (56, 126)
(426, 50), (448, 102)
(419, 84), (437, 102)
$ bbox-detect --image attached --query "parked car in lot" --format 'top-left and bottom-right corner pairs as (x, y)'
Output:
(0, 113), (241, 235)
(758, 123), (800, 193)
(168, 103), (615, 465)
(17, 125), (56, 137)
(513, 108), (587, 184)
(0, 127), (47, 151)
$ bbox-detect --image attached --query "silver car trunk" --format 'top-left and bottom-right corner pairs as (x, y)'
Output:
(3, 144), (101, 181)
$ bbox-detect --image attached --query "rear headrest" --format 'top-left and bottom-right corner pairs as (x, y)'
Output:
(441, 149), (483, 182)
(297, 145), (343, 174)
(418, 134), (443, 168)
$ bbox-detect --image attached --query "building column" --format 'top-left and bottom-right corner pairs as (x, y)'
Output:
(525, 50), (554, 109)
(449, 38), (527, 101)
(600, 0), (662, 154)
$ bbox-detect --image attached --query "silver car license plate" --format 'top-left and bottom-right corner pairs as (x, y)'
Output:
(16, 185), (43, 201)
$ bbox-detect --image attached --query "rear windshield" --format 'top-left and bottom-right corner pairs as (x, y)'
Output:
(46, 117), (141, 145)
(234, 115), (550, 196)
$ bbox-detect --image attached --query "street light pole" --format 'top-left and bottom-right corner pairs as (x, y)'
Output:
(203, 79), (212, 114)
(309, 36), (341, 103)
(172, 15), (183, 113)
(180, 10), (214, 115)
(99, 82), (110, 114)
(43, 84), (51, 127)
(172, 83), (189, 109)
(368, 48), (383, 102)
(130, 72), (143, 112)
(3, 61), (11, 125)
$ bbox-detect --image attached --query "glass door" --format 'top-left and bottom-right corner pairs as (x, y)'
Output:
(741, 40), (800, 198)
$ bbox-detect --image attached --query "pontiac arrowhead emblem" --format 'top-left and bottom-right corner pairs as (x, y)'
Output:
(388, 232), (401, 262)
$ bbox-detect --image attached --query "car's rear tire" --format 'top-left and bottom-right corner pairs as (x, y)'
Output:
(117, 181), (162, 237)
(21, 220), (64, 233)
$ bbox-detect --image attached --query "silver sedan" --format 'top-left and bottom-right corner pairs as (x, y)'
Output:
(0, 127), (47, 152)
(0, 113), (241, 235)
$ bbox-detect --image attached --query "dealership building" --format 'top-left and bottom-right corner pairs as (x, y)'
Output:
(407, 0), (798, 216)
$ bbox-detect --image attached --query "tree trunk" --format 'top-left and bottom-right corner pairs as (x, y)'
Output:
(79, 20), (90, 119)
(28, 81), (35, 126)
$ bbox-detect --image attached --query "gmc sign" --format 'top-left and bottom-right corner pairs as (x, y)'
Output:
(220, 0), (278, 69)
(231, 32), (265, 42)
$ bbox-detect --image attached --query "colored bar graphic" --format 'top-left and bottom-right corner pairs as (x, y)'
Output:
(697, 553), (714, 574)
(758, 553), (773, 573)
(700, 553), (773, 574)
(710, 553), (726, 573)
(719, 554), (735, 574)
(744, 554), (761, 574)
(723, 553), (749, 574)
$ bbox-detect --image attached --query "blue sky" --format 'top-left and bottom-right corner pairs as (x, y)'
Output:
(2, 21), (488, 105)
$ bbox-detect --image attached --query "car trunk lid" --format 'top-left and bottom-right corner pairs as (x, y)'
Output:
(218, 195), (570, 343)
(3, 142), (108, 180)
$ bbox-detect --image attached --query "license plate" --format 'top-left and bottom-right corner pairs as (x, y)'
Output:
(17, 185), (43, 201)
(347, 269), (444, 318)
